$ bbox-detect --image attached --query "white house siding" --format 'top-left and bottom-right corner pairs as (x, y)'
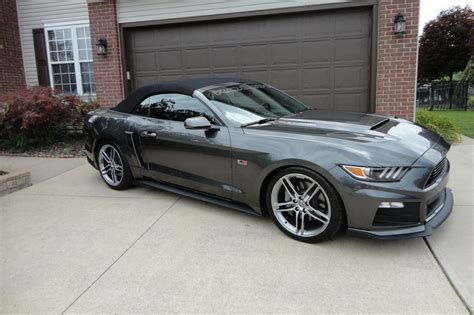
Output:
(16, 0), (89, 86)
(117, 0), (359, 24)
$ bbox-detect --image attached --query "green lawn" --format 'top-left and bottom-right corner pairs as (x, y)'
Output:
(430, 110), (474, 138)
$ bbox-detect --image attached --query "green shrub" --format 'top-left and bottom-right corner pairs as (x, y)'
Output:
(468, 96), (474, 109)
(416, 109), (460, 143)
(0, 86), (99, 150)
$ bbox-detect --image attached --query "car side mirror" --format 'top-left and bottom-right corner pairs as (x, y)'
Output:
(184, 116), (212, 129)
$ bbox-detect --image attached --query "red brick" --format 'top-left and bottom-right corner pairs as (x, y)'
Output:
(0, 0), (26, 97)
(88, 0), (123, 107)
(375, 0), (419, 121)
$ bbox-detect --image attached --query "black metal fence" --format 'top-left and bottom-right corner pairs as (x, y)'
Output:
(416, 82), (470, 110)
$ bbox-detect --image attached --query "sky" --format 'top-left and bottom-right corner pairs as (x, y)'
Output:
(419, 0), (474, 35)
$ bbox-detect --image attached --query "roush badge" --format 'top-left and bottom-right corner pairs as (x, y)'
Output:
(237, 159), (248, 166)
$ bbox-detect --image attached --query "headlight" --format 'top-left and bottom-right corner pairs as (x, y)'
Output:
(341, 165), (410, 182)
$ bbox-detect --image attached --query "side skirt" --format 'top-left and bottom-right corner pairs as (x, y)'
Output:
(136, 179), (261, 217)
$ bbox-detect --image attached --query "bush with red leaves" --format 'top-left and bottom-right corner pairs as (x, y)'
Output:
(0, 86), (99, 149)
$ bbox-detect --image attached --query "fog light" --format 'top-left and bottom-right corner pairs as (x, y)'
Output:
(379, 202), (405, 208)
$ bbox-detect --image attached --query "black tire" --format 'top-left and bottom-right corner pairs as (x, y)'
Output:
(96, 141), (134, 190)
(265, 167), (344, 243)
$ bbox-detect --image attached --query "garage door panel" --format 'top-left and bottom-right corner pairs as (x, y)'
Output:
(335, 10), (371, 35)
(183, 48), (211, 70)
(239, 19), (269, 41)
(180, 24), (210, 45)
(241, 70), (268, 82)
(335, 38), (370, 62)
(302, 68), (330, 90)
(126, 7), (372, 112)
(132, 28), (155, 49)
(270, 69), (299, 90)
(158, 74), (183, 82)
(209, 21), (242, 43)
(300, 94), (331, 109)
(241, 45), (268, 66)
(153, 27), (182, 47)
(212, 71), (240, 78)
(267, 16), (300, 39)
(212, 46), (239, 68)
(298, 14), (333, 37)
(302, 41), (331, 64)
(134, 52), (156, 71)
(335, 93), (368, 112)
(334, 66), (368, 89)
(159, 51), (182, 70)
(270, 42), (299, 65)
(135, 75), (158, 87)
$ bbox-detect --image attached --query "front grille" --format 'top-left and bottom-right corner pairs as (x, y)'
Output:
(424, 158), (449, 188)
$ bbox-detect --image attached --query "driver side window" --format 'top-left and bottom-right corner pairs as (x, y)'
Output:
(132, 93), (217, 124)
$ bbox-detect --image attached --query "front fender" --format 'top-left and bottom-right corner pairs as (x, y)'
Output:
(244, 158), (341, 214)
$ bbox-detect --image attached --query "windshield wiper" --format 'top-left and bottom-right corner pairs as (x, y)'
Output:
(241, 117), (278, 128)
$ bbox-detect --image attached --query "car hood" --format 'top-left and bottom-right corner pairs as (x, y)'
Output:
(244, 110), (448, 166)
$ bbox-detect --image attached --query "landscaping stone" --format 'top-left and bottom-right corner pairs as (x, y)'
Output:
(0, 170), (31, 196)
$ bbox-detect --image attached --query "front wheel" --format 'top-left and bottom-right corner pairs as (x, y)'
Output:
(266, 167), (344, 243)
(97, 142), (134, 190)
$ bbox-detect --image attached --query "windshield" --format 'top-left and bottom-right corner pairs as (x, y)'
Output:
(202, 84), (309, 126)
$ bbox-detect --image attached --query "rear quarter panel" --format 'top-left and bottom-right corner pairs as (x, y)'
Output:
(84, 110), (143, 176)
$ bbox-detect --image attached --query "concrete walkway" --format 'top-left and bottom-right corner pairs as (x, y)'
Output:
(0, 161), (468, 313)
(0, 155), (85, 184)
(426, 136), (474, 313)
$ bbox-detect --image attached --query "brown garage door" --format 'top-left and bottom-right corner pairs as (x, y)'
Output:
(124, 7), (372, 112)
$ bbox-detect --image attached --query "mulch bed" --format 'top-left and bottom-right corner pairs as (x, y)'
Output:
(0, 139), (85, 158)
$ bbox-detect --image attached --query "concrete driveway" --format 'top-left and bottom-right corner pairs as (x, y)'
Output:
(426, 136), (474, 313)
(0, 161), (469, 313)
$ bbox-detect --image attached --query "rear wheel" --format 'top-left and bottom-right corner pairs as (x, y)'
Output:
(97, 142), (133, 190)
(266, 167), (343, 243)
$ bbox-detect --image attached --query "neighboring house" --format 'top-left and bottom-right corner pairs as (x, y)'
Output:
(0, 0), (419, 120)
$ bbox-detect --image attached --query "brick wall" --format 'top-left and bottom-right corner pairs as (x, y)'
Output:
(88, 0), (123, 107)
(0, 0), (26, 97)
(376, 0), (420, 121)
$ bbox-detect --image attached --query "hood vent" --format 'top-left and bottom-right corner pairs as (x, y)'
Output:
(370, 118), (390, 130)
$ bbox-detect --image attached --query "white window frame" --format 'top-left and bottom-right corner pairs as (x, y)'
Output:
(44, 22), (95, 96)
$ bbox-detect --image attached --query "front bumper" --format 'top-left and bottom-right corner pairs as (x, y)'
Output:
(347, 187), (453, 239)
(328, 140), (452, 240)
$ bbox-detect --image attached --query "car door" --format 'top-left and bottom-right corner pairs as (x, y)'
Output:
(132, 93), (233, 199)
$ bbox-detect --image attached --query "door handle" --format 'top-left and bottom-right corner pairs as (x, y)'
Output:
(140, 131), (157, 138)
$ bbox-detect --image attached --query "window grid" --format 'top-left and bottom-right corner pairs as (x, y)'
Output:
(47, 29), (74, 64)
(76, 26), (93, 62)
(52, 64), (77, 94)
(80, 62), (96, 94)
(45, 24), (95, 96)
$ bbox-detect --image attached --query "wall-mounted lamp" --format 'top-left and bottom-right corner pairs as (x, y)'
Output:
(394, 13), (406, 35)
(96, 38), (108, 55)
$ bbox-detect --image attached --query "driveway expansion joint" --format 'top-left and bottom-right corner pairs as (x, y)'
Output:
(60, 196), (181, 314)
(423, 237), (471, 313)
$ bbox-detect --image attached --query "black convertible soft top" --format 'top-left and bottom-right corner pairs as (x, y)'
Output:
(113, 77), (258, 113)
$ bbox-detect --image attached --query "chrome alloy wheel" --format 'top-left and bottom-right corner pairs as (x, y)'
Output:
(98, 144), (124, 186)
(270, 173), (331, 237)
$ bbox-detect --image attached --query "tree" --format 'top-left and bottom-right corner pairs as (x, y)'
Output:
(418, 6), (473, 83)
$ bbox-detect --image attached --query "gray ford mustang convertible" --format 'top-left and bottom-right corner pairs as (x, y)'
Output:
(84, 77), (453, 243)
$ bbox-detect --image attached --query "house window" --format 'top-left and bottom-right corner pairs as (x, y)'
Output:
(45, 25), (95, 96)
